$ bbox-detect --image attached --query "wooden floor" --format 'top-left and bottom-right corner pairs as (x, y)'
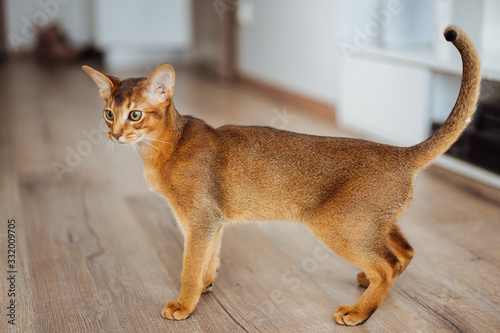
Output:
(1, 58), (500, 333)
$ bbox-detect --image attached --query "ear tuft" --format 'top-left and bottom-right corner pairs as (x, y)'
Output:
(141, 64), (176, 104)
(82, 65), (120, 101)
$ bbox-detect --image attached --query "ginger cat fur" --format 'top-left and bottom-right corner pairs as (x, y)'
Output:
(82, 25), (480, 326)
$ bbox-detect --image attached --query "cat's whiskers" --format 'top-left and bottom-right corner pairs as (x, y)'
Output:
(100, 136), (108, 155)
(105, 140), (112, 157)
(142, 136), (173, 147)
(130, 141), (141, 160)
(140, 137), (164, 154)
(135, 139), (146, 155)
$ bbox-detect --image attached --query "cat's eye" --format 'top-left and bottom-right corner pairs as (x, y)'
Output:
(104, 110), (114, 121)
(129, 111), (142, 121)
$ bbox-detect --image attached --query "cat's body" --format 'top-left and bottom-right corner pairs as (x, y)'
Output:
(145, 119), (414, 223)
(83, 26), (481, 326)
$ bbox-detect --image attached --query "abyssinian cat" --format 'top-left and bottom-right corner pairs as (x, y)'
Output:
(83, 26), (480, 326)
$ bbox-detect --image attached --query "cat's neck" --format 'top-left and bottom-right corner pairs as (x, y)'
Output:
(139, 102), (187, 166)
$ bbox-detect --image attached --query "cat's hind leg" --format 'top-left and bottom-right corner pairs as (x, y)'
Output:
(388, 225), (414, 274)
(334, 247), (401, 326)
(357, 224), (414, 288)
(307, 216), (402, 326)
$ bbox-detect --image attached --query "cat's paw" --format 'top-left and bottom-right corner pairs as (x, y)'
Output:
(201, 282), (214, 293)
(334, 305), (370, 326)
(161, 301), (192, 320)
(202, 266), (219, 294)
(357, 272), (370, 288)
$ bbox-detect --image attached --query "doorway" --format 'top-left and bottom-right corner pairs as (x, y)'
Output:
(191, 0), (237, 78)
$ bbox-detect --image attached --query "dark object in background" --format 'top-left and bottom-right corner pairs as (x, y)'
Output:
(36, 24), (80, 61)
(35, 24), (102, 63)
(432, 103), (500, 175)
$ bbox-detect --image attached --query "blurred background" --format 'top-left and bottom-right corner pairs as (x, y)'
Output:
(1, 0), (500, 186)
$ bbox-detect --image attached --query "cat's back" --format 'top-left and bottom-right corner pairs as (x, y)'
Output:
(214, 124), (412, 171)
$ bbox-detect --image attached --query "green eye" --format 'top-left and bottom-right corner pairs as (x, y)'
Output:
(104, 110), (114, 121)
(129, 111), (142, 121)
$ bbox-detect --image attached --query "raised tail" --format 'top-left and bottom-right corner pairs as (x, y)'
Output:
(409, 25), (481, 168)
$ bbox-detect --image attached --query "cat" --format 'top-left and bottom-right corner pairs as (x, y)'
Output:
(82, 25), (480, 326)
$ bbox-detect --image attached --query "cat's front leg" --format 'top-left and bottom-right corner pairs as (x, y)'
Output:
(162, 226), (223, 320)
(202, 233), (222, 293)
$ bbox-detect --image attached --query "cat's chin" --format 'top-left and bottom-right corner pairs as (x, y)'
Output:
(111, 139), (129, 145)
(112, 137), (138, 145)
(117, 141), (138, 146)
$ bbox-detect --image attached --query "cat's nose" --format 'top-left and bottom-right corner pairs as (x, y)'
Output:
(112, 133), (122, 141)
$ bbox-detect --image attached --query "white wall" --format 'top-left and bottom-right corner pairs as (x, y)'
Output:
(483, 0), (500, 58)
(94, 0), (191, 69)
(6, 0), (93, 52)
(94, 0), (190, 49)
(237, 0), (342, 105)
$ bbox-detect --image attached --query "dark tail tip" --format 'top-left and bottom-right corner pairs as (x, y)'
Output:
(444, 29), (458, 42)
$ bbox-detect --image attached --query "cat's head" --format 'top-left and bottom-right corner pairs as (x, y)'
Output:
(82, 64), (175, 145)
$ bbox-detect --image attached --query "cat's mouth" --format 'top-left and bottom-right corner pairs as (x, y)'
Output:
(112, 136), (139, 145)
(113, 137), (128, 144)
(112, 135), (164, 152)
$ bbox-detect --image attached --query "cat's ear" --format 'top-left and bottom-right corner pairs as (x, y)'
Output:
(141, 64), (175, 105)
(82, 66), (120, 101)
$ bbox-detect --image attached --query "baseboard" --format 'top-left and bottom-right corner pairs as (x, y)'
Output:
(238, 73), (336, 122)
(433, 155), (500, 190)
